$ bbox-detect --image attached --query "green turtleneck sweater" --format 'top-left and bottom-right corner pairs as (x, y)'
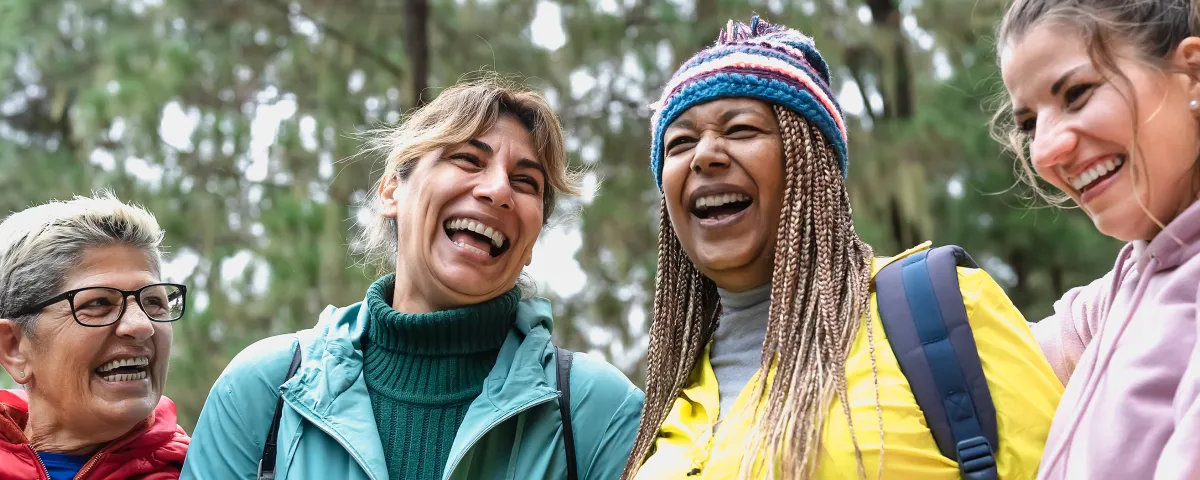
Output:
(362, 274), (520, 480)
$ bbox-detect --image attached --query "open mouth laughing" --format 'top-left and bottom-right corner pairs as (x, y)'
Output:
(443, 217), (512, 258)
(94, 356), (150, 383)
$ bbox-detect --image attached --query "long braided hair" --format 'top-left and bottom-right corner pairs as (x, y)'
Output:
(622, 105), (884, 479)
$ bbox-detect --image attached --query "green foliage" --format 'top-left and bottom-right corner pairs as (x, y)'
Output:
(1, 0), (1120, 431)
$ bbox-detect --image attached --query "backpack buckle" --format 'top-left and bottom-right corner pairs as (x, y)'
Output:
(956, 436), (997, 480)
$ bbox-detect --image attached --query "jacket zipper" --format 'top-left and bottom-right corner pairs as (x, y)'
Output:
(28, 445), (49, 480)
(284, 397), (382, 480)
(74, 450), (106, 479)
(442, 393), (558, 480)
(25, 440), (111, 480)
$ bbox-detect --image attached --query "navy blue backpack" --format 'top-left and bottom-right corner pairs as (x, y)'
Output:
(875, 245), (999, 480)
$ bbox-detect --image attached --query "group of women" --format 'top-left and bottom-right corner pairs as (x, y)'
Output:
(0, 0), (1198, 478)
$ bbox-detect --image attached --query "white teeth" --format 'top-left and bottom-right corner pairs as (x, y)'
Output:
(1070, 156), (1125, 191)
(97, 356), (150, 373)
(454, 241), (489, 256)
(695, 193), (751, 209)
(101, 370), (148, 382)
(444, 218), (506, 248)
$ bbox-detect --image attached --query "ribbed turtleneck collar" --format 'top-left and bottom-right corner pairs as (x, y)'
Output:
(362, 274), (520, 404)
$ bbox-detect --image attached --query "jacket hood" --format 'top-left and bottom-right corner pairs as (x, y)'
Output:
(1132, 199), (1200, 273)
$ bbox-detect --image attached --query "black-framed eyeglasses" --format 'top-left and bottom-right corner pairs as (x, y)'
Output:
(11, 283), (187, 327)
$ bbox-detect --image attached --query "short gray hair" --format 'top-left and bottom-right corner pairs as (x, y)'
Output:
(0, 192), (165, 336)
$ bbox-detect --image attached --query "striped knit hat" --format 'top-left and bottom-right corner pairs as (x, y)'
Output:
(649, 16), (848, 191)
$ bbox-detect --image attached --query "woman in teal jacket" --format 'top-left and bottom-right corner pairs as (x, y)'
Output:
(181, 77), (643, 480)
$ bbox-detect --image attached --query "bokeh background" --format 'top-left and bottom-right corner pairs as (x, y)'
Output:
(0, 0), (1121, 430)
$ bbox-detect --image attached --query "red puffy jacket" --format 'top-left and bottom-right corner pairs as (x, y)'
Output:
(0, 390), (190, 479)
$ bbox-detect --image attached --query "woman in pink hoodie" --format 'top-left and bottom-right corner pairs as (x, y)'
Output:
(995, 0), (1200, 478)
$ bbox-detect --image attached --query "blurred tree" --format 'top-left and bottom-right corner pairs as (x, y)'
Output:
(0, 0), (1120, 430)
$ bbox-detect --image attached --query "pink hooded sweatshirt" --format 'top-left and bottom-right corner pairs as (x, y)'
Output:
(1032, 199), (1200, 480)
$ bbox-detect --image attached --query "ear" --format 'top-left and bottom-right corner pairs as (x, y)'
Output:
(1172, 37), (1200, 109)
(0, 319), (31, 386)
(378, 171), (403, 219)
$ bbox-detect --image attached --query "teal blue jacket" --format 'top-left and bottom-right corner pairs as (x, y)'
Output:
(181, 295), (644, 480)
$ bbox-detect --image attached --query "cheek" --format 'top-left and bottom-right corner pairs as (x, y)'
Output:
(518, 202), (545, 249)
(154, 325), (173, 358)
(661, 160), (691, 221)
(35, 326), (98, 383)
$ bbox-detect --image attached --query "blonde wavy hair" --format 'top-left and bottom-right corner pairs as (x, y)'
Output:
(358, 74), (582, 274)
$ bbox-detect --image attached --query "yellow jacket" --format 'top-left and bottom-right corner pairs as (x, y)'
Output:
(633, 243), (1063, 479)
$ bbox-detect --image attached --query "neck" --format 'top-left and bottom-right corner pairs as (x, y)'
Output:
(23, 397), (122, 455)
(717, 282), (772, 311)
(390, 276), (440, 313)
(390, 274), (516, 314)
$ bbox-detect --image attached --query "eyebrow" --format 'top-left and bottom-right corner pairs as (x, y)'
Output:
(1011, 65), (1088, 119)
(667, 119), (696, 131)
(667, 107), (766, 132)
(1051, 65), (1085, 96)
(467, 139), (493, 154)
(516, 158), (548, 183)
(465, 139), (546, 182)
(719, 107), (762, 124)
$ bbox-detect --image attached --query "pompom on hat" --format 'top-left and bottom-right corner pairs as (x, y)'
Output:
(648, 16), (849, 191)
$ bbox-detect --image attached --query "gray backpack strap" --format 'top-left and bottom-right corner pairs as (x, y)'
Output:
(257, 340), (303, 480)
(555, 346), (578, 480)
(874, 245), (998, 480)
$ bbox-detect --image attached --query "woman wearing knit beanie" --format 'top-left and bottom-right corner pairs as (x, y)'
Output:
(623, 17), (1061, 479)
(182, 76), (643, 480)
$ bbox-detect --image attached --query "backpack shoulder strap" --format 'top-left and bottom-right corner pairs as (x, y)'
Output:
(874, 245), (999, 480)
(555, 346), (578, 480)
(258, 339), (304, 480)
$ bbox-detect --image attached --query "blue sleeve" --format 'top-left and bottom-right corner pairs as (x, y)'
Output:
(567, 352), (645, 480)
(181, 334), (299, 480)
(586, 388), (644, 480)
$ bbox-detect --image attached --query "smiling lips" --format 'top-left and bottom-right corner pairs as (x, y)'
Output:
(1069, 154), (1127, 193)
(95, 356), (150, 382)
(443, 217), (511, 258)
(691, 192), (753, 221)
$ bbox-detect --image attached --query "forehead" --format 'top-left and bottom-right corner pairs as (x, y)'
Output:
(473, 115), (539, 159)
(63, 245), (158, 290)
(670, 98), (774, 127)
(1001, 24), (1089, 99)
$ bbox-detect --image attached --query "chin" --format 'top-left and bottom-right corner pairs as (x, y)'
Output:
(97, 397), (159, 426)
(435, 271), (517, 300)
(1091, 209), (1158, 243)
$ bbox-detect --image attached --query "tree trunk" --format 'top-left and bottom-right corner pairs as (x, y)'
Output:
(865, 0), (912, 119)
(404, 0), (430, 107)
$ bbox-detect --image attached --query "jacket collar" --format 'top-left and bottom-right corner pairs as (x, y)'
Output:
(281, 290), (561, 480)
(0, 390), (187, 457)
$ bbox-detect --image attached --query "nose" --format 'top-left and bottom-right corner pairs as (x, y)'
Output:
(1029, 116), (1078, 172)
(114, 300), (155, 342)
(473, 163), (514, 210)
(690, 133), (730, 174)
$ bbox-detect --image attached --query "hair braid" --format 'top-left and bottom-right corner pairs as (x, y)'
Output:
(622, 105), (883, 479)
(623, 197), (720, 477)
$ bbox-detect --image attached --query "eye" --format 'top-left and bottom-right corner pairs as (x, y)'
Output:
(1017, 116), (1037, 137)
(513, 175), (542, 194)
(665, 135), (697, 155)
(1064, 83), (1095, 109)
(450, 153), (482, 168)
(725, 124), (759, 137)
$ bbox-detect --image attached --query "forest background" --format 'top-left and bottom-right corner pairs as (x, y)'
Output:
(0, 0), (1120, 430)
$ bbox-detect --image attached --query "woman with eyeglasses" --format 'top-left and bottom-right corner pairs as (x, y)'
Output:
(0, 193), (191, 480)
